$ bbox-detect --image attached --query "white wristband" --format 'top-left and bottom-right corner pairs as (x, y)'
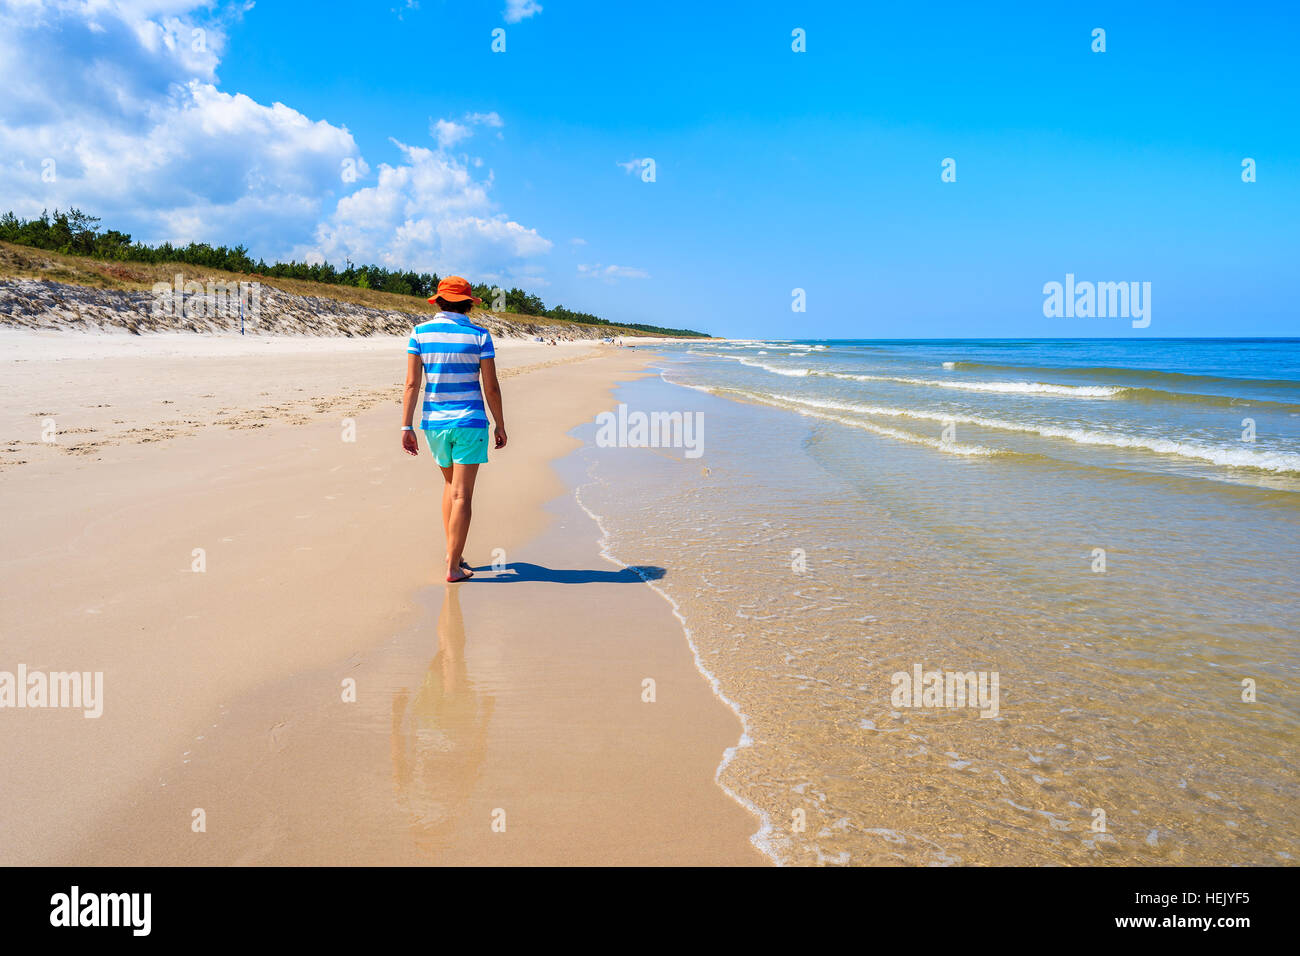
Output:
(401, 425), (414, 431)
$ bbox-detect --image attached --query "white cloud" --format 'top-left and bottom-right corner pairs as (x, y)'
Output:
(431, 111), (503, 149)
(301, 140), (552, 280)
(0, 2), (552, 280)
(578, 263), (650, 280)
(569, 237), (587, 246)
(0, 0), (365, 255)
(431, 118), (471, 149)
(503, 0), (541, 24)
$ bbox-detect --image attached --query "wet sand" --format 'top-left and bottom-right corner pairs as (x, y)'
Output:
(0, 332), (765, 865)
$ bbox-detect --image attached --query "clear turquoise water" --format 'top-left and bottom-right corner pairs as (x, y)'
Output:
(681, 338), (1300, 490)
(575, 338), (1299, 865)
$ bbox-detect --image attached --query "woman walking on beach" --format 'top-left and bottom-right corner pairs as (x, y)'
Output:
(401, 276), (507, 582)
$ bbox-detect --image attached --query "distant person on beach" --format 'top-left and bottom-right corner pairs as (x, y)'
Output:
(401, 276), (506, 583)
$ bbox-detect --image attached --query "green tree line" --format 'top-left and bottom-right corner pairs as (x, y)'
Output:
(0, 209), (710, 337)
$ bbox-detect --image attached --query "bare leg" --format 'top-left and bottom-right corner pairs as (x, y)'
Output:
(445, 463), (480, 581)
(440, 464), (454, 543)
(441, 464), (472, 572)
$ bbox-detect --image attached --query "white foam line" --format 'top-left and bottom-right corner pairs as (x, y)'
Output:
(827, 370), (1124, 398)
(734, 356), (810, 376)
(669, 367), (1300, 474)
(572, 473), (782, 866)
(721, 352), (1122, 397)
(661, 371), (999, 457)
(774, 393), (1300, 474)
(774, 400), (1000, 456)
(658, 370), (715, 394)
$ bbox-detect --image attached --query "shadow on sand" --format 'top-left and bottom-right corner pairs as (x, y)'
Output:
(465, 562), (665, 584)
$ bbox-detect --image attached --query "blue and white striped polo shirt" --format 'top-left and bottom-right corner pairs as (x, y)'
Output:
(407, 313), (496, 431)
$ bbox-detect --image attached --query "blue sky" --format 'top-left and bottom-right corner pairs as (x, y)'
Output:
(2, 0), (1297, 337)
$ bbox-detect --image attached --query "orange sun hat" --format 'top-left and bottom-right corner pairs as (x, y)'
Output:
(429, 275), (482, 305)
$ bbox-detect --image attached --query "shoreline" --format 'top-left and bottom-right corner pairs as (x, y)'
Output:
(0, 334), (765, 865)
(577, 346), (1300, 866)
(571, 479), (778, 864)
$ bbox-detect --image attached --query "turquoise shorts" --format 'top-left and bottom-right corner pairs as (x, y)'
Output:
(423, 426), (489, 466)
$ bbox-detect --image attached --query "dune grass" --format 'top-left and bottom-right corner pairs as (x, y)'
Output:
(0, 240), (676, 337)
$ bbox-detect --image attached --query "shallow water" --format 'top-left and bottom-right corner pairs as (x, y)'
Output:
(575, 339), (1299, 865)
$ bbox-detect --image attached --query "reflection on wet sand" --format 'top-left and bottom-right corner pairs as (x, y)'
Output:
(390, 585), (494, 858)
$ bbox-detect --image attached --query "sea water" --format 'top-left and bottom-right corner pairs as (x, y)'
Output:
(573, 339), (1299, 865)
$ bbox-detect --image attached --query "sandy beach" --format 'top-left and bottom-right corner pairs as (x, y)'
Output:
(4, 1), (1297, 931)
(0, 331), (765, 866)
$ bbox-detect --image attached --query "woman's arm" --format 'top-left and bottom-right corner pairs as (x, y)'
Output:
(402, 351), (423, 456)
(480, 357), (507, 449)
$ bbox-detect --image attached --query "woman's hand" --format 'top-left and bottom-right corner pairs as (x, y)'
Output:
(494, 425), (508, 450)
(402, 429), (419, 456)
